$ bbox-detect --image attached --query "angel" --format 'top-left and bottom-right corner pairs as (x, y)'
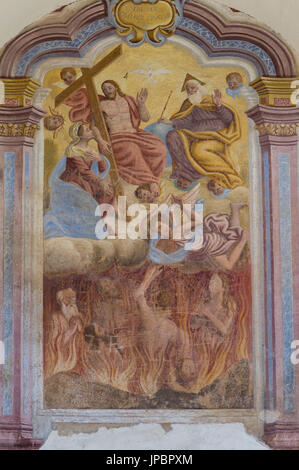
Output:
(52, 67), (93, 123)
(44, 106), (65, 138)
(51, 67), (82, 89)
(147, 184), (249, 271)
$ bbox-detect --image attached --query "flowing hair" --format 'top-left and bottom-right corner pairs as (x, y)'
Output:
(101, 80), (125, 97)
(202, 272), (232, 310)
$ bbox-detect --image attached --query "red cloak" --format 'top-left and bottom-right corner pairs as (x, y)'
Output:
(64, 89), (167, 186)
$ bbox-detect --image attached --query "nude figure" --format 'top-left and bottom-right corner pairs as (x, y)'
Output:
(134, 265), (196, 383)
(85, 278), (133, 355)
(190, 272), (237, 337)
(100, 80), (166, 198)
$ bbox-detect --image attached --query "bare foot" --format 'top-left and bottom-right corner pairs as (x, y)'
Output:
(150, 183), (160, 198)
(241, 230), (250, 242)
(230, 202), (248, 211)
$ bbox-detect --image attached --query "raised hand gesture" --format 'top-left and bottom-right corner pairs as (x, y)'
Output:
(212, 89), (222, 107)
(137, 88), (148, 105)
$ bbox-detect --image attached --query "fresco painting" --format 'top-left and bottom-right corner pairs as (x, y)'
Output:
(1, 0), (299, 449)
(43, 41), (252, 409)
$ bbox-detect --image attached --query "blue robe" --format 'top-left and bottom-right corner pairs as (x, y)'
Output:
(44, 156), (110, 240)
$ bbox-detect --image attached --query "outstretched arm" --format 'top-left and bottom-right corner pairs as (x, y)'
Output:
(213, 231), (249, 271)
(90, 116), (111, 156)
(134, 265), (163, 317)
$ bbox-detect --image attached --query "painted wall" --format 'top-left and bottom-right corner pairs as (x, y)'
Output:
(0, 0), (298, 451)
(41, 423), (269, 450)
(0, 0), (299, 53)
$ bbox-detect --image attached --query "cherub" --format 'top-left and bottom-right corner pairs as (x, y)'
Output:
(44, 106), (65, 138)
(135, 183), (159, 203)
(226, 72), (245, 99)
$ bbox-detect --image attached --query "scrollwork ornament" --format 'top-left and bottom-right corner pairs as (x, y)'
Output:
(0, 122), (40, 138)
(255, 122), (299, 137)
(106, 0), (186, 46)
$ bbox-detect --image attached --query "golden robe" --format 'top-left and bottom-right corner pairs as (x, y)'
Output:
(170, 96), (243, 189)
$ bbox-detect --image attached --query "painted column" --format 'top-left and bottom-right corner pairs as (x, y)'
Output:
(0, 102), (46, 449)
(247, 94), (299, 448)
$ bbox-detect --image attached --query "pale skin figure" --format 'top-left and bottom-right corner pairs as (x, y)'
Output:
(213, 202), (249, 271)
(44, 115), (64, 131)
(61, 68), (77, 86)
(226, 73), (243, 91)
(87, 278), (133, 354)
(135, 185), (157, 203)
(101, 82), (150, 133)
(60, 68), (112, 154)
(169, 83), (199, 190)
(101, 82), (159, 198)
(134, 265), (196, 383)
(155, 196), (249, 272)
(55, 289), (84, 346)
(190, 273), (236, 336)
(74, 123), (107, 163)
(60, 67), (77, 86)
(45, 288), (88, 378)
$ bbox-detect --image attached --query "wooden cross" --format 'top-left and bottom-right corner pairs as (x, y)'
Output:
(55, 44), (123, 191)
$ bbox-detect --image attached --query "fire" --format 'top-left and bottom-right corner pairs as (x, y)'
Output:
(44, 266), (252, 402)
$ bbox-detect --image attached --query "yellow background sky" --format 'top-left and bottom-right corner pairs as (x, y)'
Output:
(44, 41), (250, 189)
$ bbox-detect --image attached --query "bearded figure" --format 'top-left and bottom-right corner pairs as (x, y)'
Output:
(160, 74), (243, 192)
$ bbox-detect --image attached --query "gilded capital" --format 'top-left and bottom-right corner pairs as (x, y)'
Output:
(1, 77), (41, 107)
(0, 122), (40, 138)
(0, 105), (46, 141)
(254, 122), (298, 137)
(249, 77), (299, 107)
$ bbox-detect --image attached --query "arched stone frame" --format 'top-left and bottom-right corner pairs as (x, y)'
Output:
(0, 0), (298, 449)
(0, 1), (296, 78)
(28, 33), (264, 439)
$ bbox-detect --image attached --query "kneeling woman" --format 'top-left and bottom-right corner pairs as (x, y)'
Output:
(44, 121), (113, 240)
(60, 121), (114, 205)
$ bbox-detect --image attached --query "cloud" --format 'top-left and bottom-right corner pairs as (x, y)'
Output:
(44, 237), (149, 278)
